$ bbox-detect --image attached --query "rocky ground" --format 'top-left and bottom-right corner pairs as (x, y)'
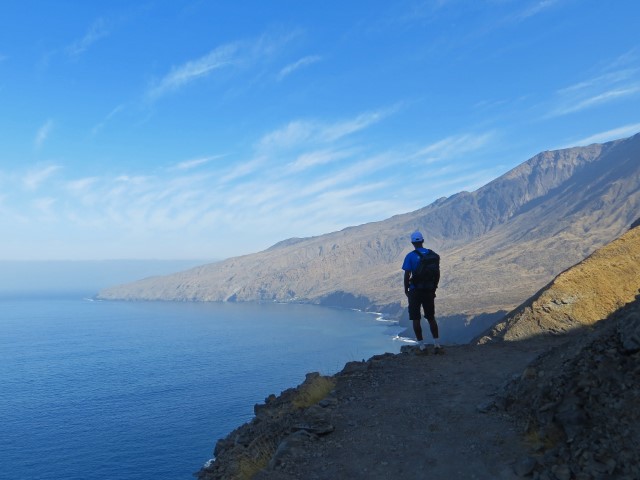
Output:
(196, 295), (639, 480)
(500, 296), (640, 480)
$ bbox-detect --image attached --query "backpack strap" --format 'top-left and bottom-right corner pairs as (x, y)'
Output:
(413, 248), (428, 260)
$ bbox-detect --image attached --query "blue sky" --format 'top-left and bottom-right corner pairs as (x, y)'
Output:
(1, 0), (639, 261)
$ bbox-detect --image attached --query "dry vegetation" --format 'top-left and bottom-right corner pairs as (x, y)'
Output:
(292, 375), (336, 409)
(479, 223), (640, 342)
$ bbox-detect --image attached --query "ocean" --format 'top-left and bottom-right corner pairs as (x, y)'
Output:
(0, 293), (403, 480)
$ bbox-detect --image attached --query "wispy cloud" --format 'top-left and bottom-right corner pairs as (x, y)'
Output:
(277, 55), (322, 80)
(557, 69), (638, 95)
(512, 0), (560, 21)
(397, 0), (565, 54)
(548, 51), (640, 117)
(550, 86), (640, 116)
(148, 44), (239, 99)
(390, 0), (455, 29)
(258, 108), (394, 152)
(32, 197), (57, 217)
(146, 31), (301, 100)
(220, 150), (397, 219)
(286, 148), (355, 173)
(66, 177), (99, 193)
(565, 123), (640, 147)
(286, 181), (394, 230)
(24, 165), (61, 190)
(170, 155), (224, 171)
(91, 104), (125, 135)
(258, 120), (315, 151)
(294, 153), (394, 199)
(3, 134), (495, 258)
(67, 18), (110, 56)
(34, 120), (54, 149)
(218, 156), (266, 184)
(601, 48), (639, 71)
(320, 109), (391, 142)
(412, 132), (495, 163)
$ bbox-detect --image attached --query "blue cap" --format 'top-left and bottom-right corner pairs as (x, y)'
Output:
(411, 231), (424, 242)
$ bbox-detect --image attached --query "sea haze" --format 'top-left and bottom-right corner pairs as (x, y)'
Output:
(0, 260), (209, 298)
(0, 295), (402, 480)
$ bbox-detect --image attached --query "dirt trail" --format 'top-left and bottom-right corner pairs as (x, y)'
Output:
(253, 338), (565, 480)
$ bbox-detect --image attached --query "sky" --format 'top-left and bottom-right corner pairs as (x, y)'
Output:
(1, 0), (639, 261)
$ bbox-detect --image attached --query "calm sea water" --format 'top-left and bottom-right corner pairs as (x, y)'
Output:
(0, 295), (402, 480)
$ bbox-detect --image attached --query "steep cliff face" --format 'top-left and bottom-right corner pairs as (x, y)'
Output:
(98, 134), (640, 318)
(476, 221), (640, 343)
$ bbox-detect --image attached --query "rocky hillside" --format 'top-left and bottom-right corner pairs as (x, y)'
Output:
(475, 220), (640, 343)
(98, 133), (640, 322)
(499, 294), (640, 479)
(196, 225), (640, 480)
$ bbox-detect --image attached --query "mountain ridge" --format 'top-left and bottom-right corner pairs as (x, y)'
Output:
(98, 134), (640, 329)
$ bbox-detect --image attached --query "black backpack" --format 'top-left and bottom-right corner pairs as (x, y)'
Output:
(412, 249), (440, 290)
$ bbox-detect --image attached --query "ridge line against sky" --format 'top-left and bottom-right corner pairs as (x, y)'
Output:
(0, 0), (639, 260)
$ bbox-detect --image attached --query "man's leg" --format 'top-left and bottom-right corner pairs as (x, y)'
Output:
(412, 318), (423, 341)
(423, 291), (440, 344)
(408, 291), (425, 349)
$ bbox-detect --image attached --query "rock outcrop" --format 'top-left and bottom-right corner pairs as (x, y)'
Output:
(500, 295), (640, 480)
(476, 220), (640, 343)
(199, 372), (338, 480)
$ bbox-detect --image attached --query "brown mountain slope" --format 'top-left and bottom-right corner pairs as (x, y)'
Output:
(98, 134), (640, 324)
(475, 221), (640, 343)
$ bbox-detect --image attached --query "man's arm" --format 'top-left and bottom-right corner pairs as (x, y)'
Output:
(404, 270), (411, 296)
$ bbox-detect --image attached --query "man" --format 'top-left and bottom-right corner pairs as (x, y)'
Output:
(401, 230), (442, 353)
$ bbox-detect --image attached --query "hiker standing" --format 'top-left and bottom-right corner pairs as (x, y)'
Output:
(402, 231), (442, 353)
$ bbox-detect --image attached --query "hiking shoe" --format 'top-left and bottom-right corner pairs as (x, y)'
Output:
(434, 345), (445, 355)
(418, 344), (428, 354)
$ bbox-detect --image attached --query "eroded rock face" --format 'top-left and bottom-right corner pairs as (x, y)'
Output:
(501, 297), (640, 480)
(196, 372), (338, 480)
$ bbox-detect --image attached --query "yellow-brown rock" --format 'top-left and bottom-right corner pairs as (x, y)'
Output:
(479, 223), (640, 342)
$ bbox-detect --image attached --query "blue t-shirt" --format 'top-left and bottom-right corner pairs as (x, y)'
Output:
(402, 248), (434, 291)
(402, 248), (431, 273)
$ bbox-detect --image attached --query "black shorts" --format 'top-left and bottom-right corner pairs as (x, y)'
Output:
(408, 289), (435, 321)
